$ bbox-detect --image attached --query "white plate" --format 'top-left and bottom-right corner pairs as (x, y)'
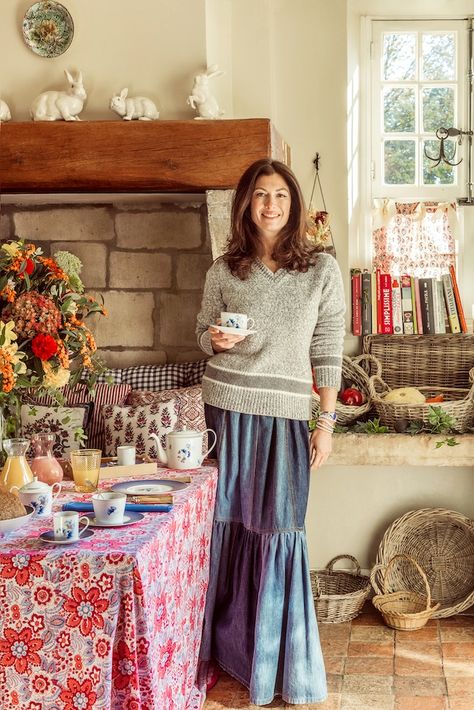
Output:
(112, 479), (188, 495)
(210, 324), (256, 336)
(39, 528), (94, 545)
(83, 511), (144, 528)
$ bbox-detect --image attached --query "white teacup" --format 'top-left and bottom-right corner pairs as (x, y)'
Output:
(220, 311), (255, 330)
(92, 491), (127, 525)
(53, 511), (89, 541)
(117, 445), (136, 466)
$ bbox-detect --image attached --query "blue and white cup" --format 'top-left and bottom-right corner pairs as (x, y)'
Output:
(220, 311), (255, 330)
(92, 491), (126, 525)
(53, 511), (89, 541)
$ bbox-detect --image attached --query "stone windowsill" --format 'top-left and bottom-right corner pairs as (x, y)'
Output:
(325, 433), (474, 467)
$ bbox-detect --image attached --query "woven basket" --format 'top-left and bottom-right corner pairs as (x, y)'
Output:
(310, 554), (372, 624)
(376, 508), (474, 618)
(367, 359), (474, 433)
(362, 334), (474, 389)
(312, 354), (379, 426)
(371, 554), (440, 631)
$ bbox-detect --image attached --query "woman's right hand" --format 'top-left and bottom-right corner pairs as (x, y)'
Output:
(208, 325), (245, 352)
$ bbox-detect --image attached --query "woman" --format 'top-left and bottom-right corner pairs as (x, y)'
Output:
(196, 158), (345, 705)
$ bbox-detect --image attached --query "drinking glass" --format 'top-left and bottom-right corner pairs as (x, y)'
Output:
(70, 449), (101, 493)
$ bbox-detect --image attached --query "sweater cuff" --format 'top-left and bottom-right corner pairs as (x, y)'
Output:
(199, 330), (215, 357)
(313, 365), (342, 390)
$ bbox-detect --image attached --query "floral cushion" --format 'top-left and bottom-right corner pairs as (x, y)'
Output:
(126, 385), (205, 433)
(101, 399), (180, 458)
(20, 404), (91, 458)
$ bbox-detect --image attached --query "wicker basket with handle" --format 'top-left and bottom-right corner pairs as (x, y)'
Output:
(312, 354), (379, 426)
(362, 334), (474, 389)
(376, 508), (474, 618)
(370, 554), (440, 631)
(310, 554), (372, 624)
(367, 359), (474, 433)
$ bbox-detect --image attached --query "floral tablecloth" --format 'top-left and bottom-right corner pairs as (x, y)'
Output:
(0, 465), (218, 710)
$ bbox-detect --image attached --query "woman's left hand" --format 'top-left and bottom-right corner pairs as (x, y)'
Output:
(310, 428), (333, 469)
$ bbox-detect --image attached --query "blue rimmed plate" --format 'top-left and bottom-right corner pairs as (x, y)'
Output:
(39, 528), (94, 545)
(23, 1), (74, 58)
(111, 479), (188, 495)
(83, 511), (144, 528)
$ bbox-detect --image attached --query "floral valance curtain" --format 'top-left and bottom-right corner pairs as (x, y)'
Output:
(372, 199), (458, 277)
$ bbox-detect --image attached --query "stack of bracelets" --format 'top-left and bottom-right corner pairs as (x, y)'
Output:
(315, 410), (337, 433)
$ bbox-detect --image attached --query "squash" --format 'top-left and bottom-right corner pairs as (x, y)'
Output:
(383, 387), (426, 405)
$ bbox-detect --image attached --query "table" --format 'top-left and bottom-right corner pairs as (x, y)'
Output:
(0, 465), (218, 710)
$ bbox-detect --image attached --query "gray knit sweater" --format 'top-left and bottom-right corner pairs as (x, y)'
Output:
(196, 253), (346, 420)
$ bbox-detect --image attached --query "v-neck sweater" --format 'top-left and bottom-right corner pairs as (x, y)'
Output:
(196, 254), (346, 420)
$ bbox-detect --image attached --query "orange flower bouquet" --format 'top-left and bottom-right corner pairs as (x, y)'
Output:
(0, 241), (107, 430)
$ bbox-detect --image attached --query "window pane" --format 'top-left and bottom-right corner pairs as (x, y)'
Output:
(422, 87), (455, 132)
(423, 139), (456, 184)
(422, 33), (456, 80)
(384, 88), (415, 132)
(383, 33), (416, 80)
(384, 140), (416, 184)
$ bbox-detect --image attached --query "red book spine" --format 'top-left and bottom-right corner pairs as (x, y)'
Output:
(376, 268), (382, 334)
(351, 272), (362, 336)
(380, 273), (393, 333)
(449, 265), (467, 333)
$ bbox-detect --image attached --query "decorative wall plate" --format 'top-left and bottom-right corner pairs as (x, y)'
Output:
(22, 1), (74, 58)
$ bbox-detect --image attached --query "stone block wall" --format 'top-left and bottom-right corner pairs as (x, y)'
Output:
(0, 200), (213, 367)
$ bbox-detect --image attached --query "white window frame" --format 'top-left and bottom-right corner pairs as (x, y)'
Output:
(353, 16), (469, 280)
(371, 19), (467, 201)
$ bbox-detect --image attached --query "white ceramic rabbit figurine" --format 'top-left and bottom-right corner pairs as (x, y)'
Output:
(109, 89), (160, 120)
(0, 99), (11, 122)
(31, 70), (87, 121)
(187, 64), (224, 119)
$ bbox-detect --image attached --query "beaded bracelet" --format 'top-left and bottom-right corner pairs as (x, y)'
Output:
(315, 421), (335, 434)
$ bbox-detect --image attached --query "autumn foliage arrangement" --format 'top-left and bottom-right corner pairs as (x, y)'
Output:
(0, 241), (107, 412)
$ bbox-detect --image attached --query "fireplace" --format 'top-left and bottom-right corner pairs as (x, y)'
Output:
(0, 119), (288, 366)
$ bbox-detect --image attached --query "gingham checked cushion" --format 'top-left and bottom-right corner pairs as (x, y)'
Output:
(126, 385), (205, 434)
(101, 398), (180, 458)
(119, 359), (208, 391)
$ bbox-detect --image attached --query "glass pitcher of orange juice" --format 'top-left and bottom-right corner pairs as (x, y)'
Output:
(0, 439), (34, 493)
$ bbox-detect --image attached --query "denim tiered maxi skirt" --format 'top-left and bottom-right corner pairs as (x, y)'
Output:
(199, 404), (327, 706)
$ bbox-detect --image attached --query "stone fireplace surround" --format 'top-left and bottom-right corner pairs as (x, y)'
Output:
(0, 119), (287, 367)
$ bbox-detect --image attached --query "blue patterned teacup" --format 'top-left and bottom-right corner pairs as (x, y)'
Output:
(92, 491), (126, 525)
(53, 511), (89, 540)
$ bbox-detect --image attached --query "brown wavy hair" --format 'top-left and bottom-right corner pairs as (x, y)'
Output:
(223, 158), (323, 280)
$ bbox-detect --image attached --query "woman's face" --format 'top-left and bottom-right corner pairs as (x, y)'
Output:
(250, 173), (291, 239)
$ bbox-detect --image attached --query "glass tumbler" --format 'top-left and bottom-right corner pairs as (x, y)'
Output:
(70, 449), (102, 493)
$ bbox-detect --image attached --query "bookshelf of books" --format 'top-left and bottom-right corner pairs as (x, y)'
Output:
(351, 266), (469, 337)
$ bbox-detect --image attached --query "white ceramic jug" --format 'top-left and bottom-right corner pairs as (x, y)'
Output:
(11, 476), (61, 517)
(148, 429), (217, 470)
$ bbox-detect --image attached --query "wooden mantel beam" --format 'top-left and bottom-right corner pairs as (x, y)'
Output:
(0, 119), (289, 194)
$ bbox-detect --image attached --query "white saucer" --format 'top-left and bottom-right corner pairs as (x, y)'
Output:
(210, 324), (256, 336)
(84, 511), (144, 527)
(39, 528), (94, 545)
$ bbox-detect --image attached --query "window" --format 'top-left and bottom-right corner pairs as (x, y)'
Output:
(371, 20), (466, 201)
(367, 19), (467, 278)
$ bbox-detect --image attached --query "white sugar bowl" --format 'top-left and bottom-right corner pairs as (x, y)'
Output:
(10, 477), (61, 517)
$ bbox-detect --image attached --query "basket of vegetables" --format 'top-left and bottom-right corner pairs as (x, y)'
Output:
(312, 354), (379, 426)
(368, 359), (474, 433)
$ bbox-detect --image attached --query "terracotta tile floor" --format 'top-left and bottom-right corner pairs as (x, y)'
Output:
(203, 604), (474, 709)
